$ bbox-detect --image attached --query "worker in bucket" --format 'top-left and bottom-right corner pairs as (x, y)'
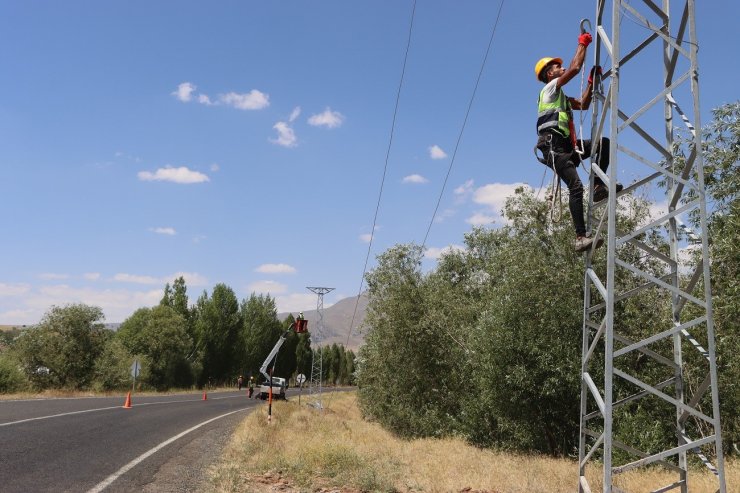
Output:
(534, 27), (622, 252)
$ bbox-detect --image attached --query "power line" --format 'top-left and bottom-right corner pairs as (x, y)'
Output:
(417, 0), (506, 353)
(345, 0), (418, 347)
(421, 0), (506, 250)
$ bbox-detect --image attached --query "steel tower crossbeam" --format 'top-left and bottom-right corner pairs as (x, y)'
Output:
(307, 286), (334, 410)
(578, 1), (726, 492)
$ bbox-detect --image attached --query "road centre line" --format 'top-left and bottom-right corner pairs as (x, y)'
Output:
(86, 407), (247, 493)
(0, 394), (247, 427)
(0, 406), (123, 427)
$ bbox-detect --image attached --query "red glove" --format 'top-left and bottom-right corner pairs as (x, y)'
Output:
(588, 65), (602, 85)
(578, 32), (592, 47)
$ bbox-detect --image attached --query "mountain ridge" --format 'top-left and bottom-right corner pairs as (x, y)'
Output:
(278, 293), (368, 351)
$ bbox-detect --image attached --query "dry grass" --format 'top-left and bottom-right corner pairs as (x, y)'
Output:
(209, 391), (738, 493)
(0, 386), (236, 401)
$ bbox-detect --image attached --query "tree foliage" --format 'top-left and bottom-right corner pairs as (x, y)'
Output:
(194, 284), (242, 385)
(117, 305), (193, 390)
(13, 304), (107, 389)
(240, 293), (283, 381)
(357, 102), (739, 457)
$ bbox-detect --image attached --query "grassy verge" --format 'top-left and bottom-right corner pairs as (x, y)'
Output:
(209, 391), (738, 493)
(0, 386), (237, 400)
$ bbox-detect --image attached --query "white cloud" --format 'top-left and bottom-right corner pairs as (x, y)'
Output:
(192, 235), (207, 243)
(429, 145), (448, 160)
(168, 272), (209, 287)
(425, 244), (466, 260)
(113, 271), (208, 287)
(473, 183), (528, 210)
(219, 90), (270, 110)
(0, 284), (164, 324)
(198, 94), (213, 105)
(83, 273), (101, 281)
(0, 309), (36, 323)
(138, 166), (210, 184)
(210, 163), (220, 172)
(172, 82), (196, 102)
(454, 179), (474, 198)
(289, 106), (301, 122)
(31, 285), (162, 324)
(113, 273), (161, 285)
(360, 226), (380, 243)
(470, 182), (530, 225)
(248, 280), (288, 294)
(274, 293), (318, 313)
(270, 122), (297, 147)
(38, 273), (69, 280)
(150, 227), (176, 236)
(255, 264), (297, 274)
(0, 283), (31, 296)
(308, 107), (345, 128)
(466, 212), (497, 226)
(402, 174), (428, 184)
(434, 208), (456, 223)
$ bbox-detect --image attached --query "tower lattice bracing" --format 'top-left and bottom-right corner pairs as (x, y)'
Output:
(579, 1), (726, 491)
(307, 286), (334, 409)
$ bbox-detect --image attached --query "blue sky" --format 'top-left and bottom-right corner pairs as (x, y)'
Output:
(1, 1), (738, 325)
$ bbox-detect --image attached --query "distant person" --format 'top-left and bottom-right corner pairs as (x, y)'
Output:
(248, 376), (255, 398)
(237, 375), (243, 390)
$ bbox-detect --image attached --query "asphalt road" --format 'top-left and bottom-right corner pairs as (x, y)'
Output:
(0, 388), (300, 492)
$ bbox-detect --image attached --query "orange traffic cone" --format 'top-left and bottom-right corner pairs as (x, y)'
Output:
(202, 390), (208, 401)
(123, 392), (132, 409)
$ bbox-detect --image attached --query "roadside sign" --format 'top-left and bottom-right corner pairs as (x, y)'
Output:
(130, 359), (141, 378)
(296, 373), (306, 385)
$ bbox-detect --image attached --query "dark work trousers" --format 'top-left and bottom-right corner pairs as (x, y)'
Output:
(538, 133), (610, 236)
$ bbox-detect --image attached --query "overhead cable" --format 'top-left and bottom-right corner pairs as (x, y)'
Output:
(345, 0), (418, 347)
(421, 0), (507, 250)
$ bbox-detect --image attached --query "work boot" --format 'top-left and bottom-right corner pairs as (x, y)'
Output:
(575, 233), (604, 253)
(593, 183), (624, 203)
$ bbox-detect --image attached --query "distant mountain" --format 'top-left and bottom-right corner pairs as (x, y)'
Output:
(278, 293), (368, 351)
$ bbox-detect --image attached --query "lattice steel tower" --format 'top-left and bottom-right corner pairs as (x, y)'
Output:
(579, 1), (726, 492)
(307, 286), (334, 409)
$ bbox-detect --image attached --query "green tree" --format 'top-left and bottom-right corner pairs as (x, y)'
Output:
(676, 101), (740, 453)
(357, 244), (458, 438)
(294, 331), (312, 381)
(160, 282), (173, 307)
(240, 293), (282, 381)
(117, 305), (193, 390)
(343, 350), (356, 385)
(0, 352), (27, 393)
(92, 335), (133, 391)
(13, 304), (107, 390)
(194, 284), (242, 385)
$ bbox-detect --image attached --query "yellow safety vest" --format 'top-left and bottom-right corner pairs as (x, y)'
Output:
(537, 85), (572, 137)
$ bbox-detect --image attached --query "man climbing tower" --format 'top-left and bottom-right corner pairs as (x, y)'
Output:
(534, 27), (622, 252)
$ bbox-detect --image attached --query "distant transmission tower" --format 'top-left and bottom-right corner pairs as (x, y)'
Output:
(307, 286), (334, 409)
(579, 1), (726, 492)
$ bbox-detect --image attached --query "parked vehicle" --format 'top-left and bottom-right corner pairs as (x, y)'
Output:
(259, 376), (286, 400)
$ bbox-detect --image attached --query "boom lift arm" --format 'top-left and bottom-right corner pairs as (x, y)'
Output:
(258, 319), (308, 382)
(259, 324), (293, 382)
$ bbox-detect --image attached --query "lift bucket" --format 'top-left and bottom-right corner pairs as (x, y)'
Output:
(295, 319), (308, 333)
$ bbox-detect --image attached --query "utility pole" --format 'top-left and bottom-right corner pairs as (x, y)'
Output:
(579, 2), (726, 492)
(307, 286), (334, 410)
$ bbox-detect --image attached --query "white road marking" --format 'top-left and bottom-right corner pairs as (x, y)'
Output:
(86, 408), (247, 493)
(0, 394), (247, 427)
(0, 406), (123, 427)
